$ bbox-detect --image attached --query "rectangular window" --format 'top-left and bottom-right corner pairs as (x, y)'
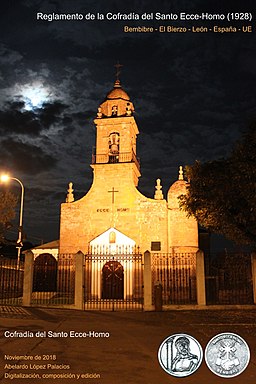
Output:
(151, 241), (161, 251)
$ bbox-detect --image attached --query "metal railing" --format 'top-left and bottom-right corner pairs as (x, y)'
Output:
(0, 258), (24, 305)
(84, 253), (143, 311)
(205, 252), (253, 304)
(31, 254), (75, 306)
(92, 151), (140, 170)
(152, 253), (197, 305)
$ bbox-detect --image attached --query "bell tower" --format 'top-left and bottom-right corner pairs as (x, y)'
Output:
(91, 78), (141, 186)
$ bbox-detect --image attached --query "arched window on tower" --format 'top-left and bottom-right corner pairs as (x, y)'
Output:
(112, 105), (118, 116)
(109, 132), (119, 163)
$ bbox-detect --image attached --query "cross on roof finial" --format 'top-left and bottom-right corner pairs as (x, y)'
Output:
(114, 61), (123, 81)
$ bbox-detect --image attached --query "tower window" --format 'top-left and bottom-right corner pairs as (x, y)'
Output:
(109, 132), (119, 154)
(112, 105), (118, 116)
(108, 132), (120, 163)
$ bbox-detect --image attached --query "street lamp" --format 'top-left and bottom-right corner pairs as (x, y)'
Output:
(0, 174), (25, 268)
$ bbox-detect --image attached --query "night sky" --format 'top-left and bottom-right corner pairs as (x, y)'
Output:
(0, 0), (255, 245)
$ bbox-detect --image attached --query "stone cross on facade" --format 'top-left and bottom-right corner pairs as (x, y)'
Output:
(108, 187), (119, 204)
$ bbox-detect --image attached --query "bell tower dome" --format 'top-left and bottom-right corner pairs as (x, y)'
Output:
(92, 77), (141, 186)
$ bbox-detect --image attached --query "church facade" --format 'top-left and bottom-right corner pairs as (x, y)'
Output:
(59, 78), (198, 257)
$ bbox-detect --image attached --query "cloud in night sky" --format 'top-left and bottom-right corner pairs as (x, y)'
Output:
(0, 138), (57, 174)
(0, 100), (67, 136)
(0, 0), (255, 242)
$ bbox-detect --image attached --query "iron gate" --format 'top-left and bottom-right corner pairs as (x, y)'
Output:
(152, 253), (197, 305)
(0, 257), (24, 305)
(31, 253), (75, 306)
(205, 252), (253, 304)
(33, 254), (57, 291)
(84, 253), (143, 311)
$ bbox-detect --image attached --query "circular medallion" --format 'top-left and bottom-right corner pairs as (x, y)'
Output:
(205, 332), (250, 378)
(158, 333), (203, 377)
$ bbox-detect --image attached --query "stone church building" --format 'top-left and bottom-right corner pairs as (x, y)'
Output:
(31, 77), (200, 308)
(58, 78), (198, 256)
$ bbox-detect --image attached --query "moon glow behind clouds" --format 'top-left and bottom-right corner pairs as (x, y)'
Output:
(14, 82), (53, 110)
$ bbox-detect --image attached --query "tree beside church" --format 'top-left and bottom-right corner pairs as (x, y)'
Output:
(0, 191), (17, 243)
(179, 126), (256, 247)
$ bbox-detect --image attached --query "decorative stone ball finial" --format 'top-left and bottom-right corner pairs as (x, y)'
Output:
(97, 107), (102, 118)
(178, 166), (184, 181)
(154, 178), (164, 200)
(66, 182), (74, 203)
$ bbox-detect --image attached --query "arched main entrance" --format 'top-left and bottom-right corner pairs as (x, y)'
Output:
(33, 253), (57, 292)
(102, 261), (124, 299)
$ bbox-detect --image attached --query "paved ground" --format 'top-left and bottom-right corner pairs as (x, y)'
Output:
(0, 306), (255, 383)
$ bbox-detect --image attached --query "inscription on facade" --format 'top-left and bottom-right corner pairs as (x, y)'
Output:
(96, 208), (130, 212)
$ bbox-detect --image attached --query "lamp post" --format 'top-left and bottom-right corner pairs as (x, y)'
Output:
(0, 174), (24, 268)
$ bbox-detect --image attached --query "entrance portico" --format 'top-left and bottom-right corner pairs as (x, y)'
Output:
(88, 227), (137, 300)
